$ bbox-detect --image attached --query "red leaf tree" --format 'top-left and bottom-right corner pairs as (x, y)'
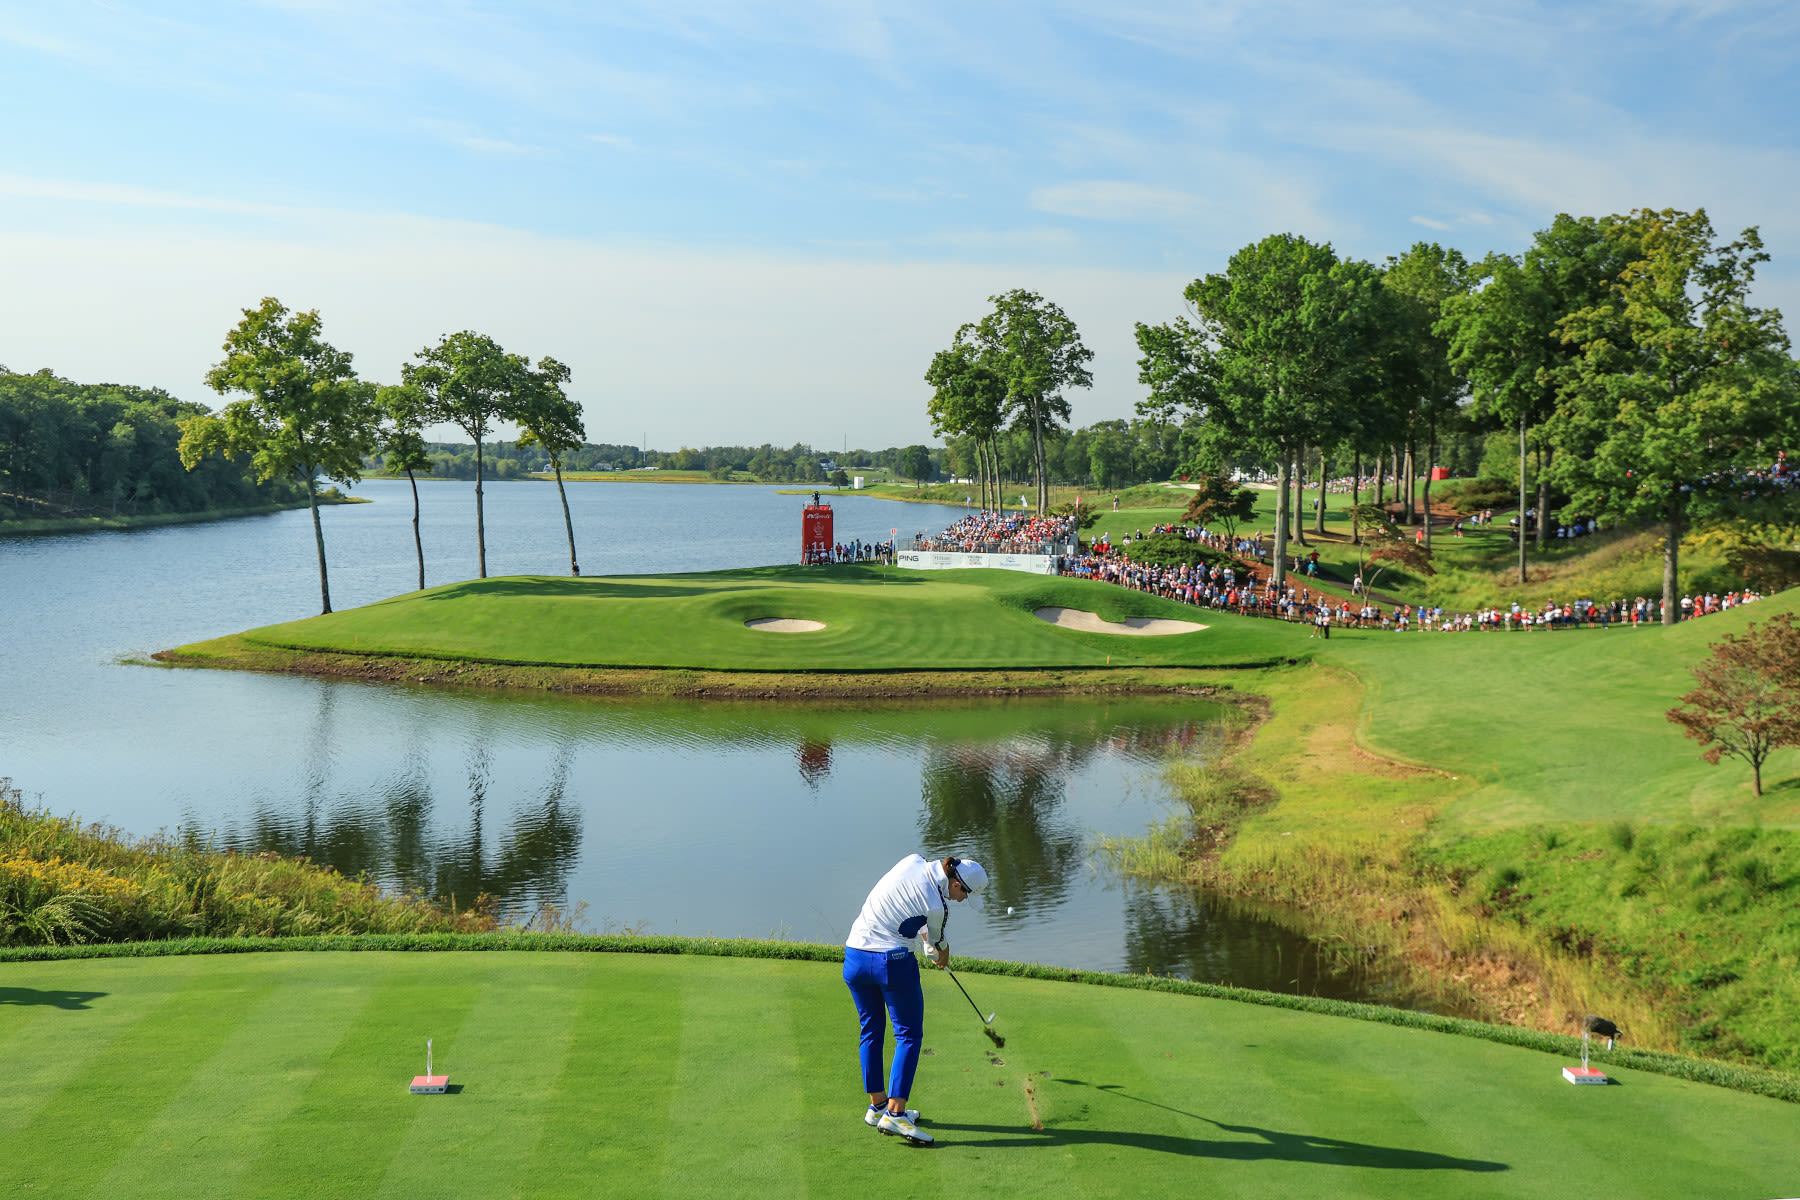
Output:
(1667, 612), (1800, 797)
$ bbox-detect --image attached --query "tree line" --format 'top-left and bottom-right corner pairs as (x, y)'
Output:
(929, 209), (1800, 621)
(0, 368), (304, 519)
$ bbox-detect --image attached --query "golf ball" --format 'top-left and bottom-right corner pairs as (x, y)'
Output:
(1006, 907), (1015, 914)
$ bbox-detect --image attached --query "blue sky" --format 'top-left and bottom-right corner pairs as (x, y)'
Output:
(1, 1), (1796, 448)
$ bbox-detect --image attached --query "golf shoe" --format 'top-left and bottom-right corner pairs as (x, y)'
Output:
(865, 1105), (920, 1127)
(877, 1111), (933, 1144)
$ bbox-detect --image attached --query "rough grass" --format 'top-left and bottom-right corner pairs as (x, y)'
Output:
(1098, 592), (1800, 1071)
(0, 781), (491, 946)
(2, 945), (1797, 1199)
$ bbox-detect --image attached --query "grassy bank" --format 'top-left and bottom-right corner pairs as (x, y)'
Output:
(2, 944), (1795, 1198)
(1100, 592), (1800, 1071)
(153, 636), (1241, 699)
(0, 781), (490, 946)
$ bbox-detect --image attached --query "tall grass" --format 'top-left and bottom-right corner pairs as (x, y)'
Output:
(0, 780), (494, 946)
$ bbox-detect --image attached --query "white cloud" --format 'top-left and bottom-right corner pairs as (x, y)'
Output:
(1410, 215), (1452, 231)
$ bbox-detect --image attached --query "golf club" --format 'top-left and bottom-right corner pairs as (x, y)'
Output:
(944, 965), (1005, 1048)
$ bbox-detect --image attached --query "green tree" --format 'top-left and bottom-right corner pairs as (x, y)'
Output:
(900, 444), (933, 487)
(403, 331), (527, 579)
(376, 383), (435, 591)
(1440, 216), (1638, 579)
(962, 290), (1093, 512)
(1552, 208), (1798, 624)
(1145, 235), (1380, 588)
(1668, 612), (1800, 796)
(1381, 243), (1472, 543)
(180, 298), (375, 614)
(1086, 420), (1135, 489)
(924, 344), (1006, 510)
(513, 356), (586, 576)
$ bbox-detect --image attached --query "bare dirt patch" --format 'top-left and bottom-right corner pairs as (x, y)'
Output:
(1034, 607), (1205, 636)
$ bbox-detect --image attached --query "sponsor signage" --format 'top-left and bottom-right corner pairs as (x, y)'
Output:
(895, 551), (1057, 575)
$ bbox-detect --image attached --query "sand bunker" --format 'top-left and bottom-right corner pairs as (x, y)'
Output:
(1033, 607), (1206, 636)
(744, 618), (826, 633)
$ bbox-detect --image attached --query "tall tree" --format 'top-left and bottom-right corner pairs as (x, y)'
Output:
(1383, 243), (1472, 547)
(376, 383), (435, 591)
(179, 298), (374, 614)
(1552, 208), (1798, 624)
(1145, 235), (1379, 589)
(924, 344), (1006, 510)
(513, 356), (586, 576)
(1440, 216), (1636, 580)
(403, 331), (526, 579)
(962, 290), (1093, 513)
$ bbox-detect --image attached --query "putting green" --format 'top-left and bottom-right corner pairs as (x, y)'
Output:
(2, 950), (1795, 1198)
(216, 566), (1293, 671)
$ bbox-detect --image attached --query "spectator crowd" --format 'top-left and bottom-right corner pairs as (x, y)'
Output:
(1053, 522), (1769, 635)
(913, 510), (1079, 554)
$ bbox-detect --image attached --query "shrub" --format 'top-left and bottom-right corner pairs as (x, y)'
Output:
(0, 779), (493, 946)
(1124, 533), (1227, 570)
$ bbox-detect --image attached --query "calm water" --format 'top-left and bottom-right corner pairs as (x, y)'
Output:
(0, 480), (1389, 999)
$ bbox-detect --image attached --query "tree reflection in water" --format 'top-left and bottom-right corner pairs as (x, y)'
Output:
(917, 718), (1220, 923)
(217, 707), (582, 923)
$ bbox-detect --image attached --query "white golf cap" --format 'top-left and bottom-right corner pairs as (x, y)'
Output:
(953, 859), (988, 894)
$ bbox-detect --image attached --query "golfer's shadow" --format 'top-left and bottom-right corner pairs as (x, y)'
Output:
(933, 1079), (1507, 1172)
(0, 987), (107, 1010)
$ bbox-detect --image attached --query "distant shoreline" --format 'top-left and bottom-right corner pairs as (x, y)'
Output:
(0, 494), (364, 539)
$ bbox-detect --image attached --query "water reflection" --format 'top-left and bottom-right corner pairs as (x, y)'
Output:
(919, 743), (1082, 919)
(195, 694), (1227, 933)
(216, 706), (583, 918)
(167, 687), (1432, 1006)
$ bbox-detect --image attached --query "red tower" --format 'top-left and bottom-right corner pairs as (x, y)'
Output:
(802, 496), (835, 564)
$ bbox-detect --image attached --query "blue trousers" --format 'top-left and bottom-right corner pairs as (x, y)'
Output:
(843, 947), (923, 1099)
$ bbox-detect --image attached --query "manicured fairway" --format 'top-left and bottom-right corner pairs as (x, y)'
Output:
(212, 565), (1299, 671)
(1318, 588), (1800, 827)
(2, 950), (1797, 1199)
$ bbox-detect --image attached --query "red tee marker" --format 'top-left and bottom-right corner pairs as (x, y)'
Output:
(410, 1037), (449, 1094)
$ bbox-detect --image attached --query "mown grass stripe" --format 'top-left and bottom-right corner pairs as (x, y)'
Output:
(82, 956), (377, 1200)
(370, 956), (582, 1199)
(513, 956), (687, 1197)
(660, 958), (805, 1198)
(0, 964), (145, 1140)
(5, 934), (1798, 1105)
(228, 956), (484, 1198)
(0, 962), (278, 1196)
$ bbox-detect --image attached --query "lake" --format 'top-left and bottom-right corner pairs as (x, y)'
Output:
(1, 479), (1393, 1001)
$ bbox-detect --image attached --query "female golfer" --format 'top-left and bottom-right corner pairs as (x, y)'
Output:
(843, 853), (988, 1145)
